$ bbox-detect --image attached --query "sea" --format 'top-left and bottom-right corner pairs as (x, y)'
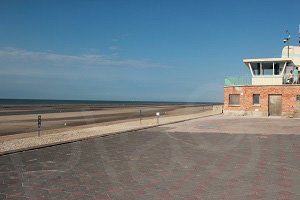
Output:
(0, 99), (220, 106)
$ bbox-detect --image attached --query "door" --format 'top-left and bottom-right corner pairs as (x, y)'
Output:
(268, 95), (282, 116)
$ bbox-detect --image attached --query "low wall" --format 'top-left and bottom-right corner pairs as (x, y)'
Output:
(223, 110), (267, 117)
(213, 105), (223, 113)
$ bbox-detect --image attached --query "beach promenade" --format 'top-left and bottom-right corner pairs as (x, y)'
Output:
(0, 105), (222, 155)
(1, 114), (300, 199)
(0, 104), (214, 137)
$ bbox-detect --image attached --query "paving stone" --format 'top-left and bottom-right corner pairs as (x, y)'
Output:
(1, 117), (300, 199)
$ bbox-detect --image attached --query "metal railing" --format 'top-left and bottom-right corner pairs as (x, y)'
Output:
(224, 76), (252, 86)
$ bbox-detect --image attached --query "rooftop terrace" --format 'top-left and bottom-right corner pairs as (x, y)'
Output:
(225, 46), (300, 86)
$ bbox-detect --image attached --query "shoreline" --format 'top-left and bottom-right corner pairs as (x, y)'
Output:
(0, 103), (218, 115)
(0, 104), (217, 138)
(0, 106), (223, 155)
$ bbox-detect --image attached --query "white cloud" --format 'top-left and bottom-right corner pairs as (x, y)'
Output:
(109, 46), (119, 51)
(0, 47), (166, 69)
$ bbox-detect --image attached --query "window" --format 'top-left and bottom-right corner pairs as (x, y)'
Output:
(297, 95), (300, 102)
(274, 63), (280, 75)
(229, 94), (240, 105)
(253, 94), (260, 105)
(252, 63), (261, 75)
(262, 62), (273, 75)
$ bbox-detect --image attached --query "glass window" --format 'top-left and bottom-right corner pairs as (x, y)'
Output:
(279, 62), (285, 74)
(297, 95), (300, 102)
(229, 94), (240, 105)
(274, 63), (280, 75)
(253, 94), (260, 105)
(252, 63), (261, 75)
(262, 62), (273, 75)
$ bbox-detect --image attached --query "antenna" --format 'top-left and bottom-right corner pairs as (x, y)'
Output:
(286, 30), (291, 39)
(299, 24), (300, 45)
(283, 30), (291, 58)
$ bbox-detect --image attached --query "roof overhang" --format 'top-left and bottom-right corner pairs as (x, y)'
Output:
(243, 58), (293, 63)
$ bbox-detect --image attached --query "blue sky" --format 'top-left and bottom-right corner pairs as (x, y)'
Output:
(0, 0), (299, 102)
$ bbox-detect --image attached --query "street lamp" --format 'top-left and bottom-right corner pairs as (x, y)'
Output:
(283, 30), (291, 58)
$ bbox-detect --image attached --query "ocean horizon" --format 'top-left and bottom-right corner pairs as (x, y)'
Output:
(0, 98), (222, 105)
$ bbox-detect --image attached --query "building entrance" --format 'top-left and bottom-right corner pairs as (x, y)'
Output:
(268, 95), (282, 116)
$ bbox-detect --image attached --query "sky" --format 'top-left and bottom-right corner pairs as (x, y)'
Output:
(0, 0), (299, 102)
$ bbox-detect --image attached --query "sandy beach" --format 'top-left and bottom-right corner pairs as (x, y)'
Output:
(0, 103), (214, 141)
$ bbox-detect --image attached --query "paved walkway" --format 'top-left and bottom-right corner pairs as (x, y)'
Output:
(0, 115), (300, 199)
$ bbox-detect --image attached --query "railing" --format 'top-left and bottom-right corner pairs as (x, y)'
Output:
(225, 74), (299, 86)
(224, 76), (252, 86)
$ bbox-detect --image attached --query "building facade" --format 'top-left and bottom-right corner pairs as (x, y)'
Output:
(224, 46), (300, 117)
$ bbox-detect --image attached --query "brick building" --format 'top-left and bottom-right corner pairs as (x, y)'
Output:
(224, 46), (300, 117)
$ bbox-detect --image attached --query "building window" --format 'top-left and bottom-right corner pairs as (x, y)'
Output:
(253, 94), (260, 105)
(229, 94), (240, 105)
(274, 63), (280, 75)
(252, 63), (261, 75)
(297, 95), (300, 102)
(262, 62), (273, 75)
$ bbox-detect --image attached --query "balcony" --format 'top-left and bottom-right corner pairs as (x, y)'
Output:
(224, 76), (251, 86)
(252, 75), (284, 85)
(224, 75), (299, 86)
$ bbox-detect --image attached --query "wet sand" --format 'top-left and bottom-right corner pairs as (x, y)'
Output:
(0, 104), (213, 138)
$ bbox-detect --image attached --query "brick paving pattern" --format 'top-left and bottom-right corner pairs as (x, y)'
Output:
(1, 120), (300, 199)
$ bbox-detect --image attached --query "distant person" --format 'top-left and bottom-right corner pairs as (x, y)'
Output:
(293, 66), (299, 84)
(288, 70), (293, 84)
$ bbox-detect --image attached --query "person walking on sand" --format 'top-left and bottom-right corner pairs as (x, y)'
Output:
(293, 66), (299, 84)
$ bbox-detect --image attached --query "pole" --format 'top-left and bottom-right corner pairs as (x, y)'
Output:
(287, 31), (291, 58)
(288, 40), (290, 58)
(38, 115), (41, 137)
(139, 109), (142, 125)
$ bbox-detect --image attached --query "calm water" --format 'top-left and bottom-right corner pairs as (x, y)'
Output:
(0, 99), (220, 106)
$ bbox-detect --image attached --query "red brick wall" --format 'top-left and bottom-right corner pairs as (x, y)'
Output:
(224, 85), (300, 114)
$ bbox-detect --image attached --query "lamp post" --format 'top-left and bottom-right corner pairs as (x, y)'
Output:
(283, 30), (291, 58)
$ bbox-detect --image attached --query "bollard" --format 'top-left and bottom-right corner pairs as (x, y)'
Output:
(38, 115), (42, 136)
(156, 112), (160, 124)
(139, 109), (142, 125)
